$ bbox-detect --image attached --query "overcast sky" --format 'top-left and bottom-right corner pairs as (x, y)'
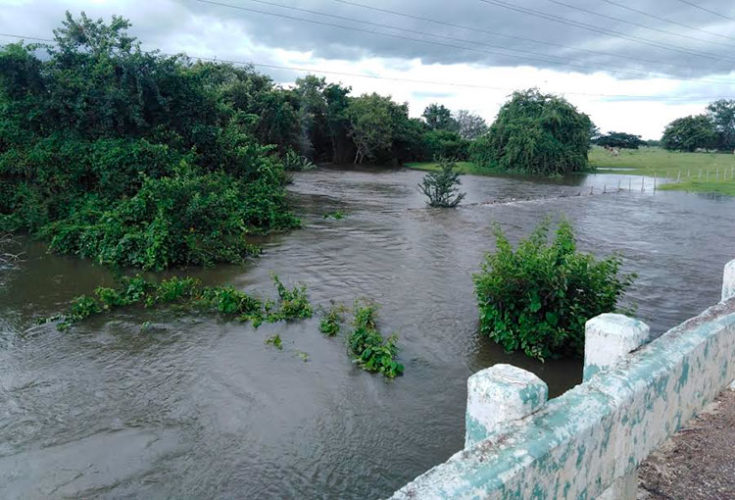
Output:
(3, 0), (735, 138)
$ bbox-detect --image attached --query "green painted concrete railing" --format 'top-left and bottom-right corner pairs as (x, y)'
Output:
(391, 259), (735, 500)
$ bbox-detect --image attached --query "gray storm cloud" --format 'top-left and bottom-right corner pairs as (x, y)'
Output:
(2, 0), (735, 80)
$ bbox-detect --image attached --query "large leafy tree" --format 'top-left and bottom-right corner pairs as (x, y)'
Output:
(595, 131), (645, 149)
(292, 76), (354, 163)
(471, 89), (592, 175)
(661, 115), (717, 152)
(322, 81), (353, 164)
(707, 99), (735, 151)
(422, 103), (458, 132)
(347, 93), (395, 164)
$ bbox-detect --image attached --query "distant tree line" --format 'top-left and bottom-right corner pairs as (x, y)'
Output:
(592, 131), (646, 149)
(661, 100), (735, 152)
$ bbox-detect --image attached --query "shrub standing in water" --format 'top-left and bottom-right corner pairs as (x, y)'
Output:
(473, 219), (635, 361)
(418, 157), (466, 208)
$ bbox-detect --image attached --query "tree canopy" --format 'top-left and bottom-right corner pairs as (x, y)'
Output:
(422, 103), (458, 132)
(660, 99), (735, 153)
(707, 99), (735, 151)
(594, 131), (646, 149)
(470, 89), (592, 175)
(661, 115), (717, 152)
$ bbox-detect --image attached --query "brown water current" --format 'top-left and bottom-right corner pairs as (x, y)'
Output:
(0, 166), (733, 498)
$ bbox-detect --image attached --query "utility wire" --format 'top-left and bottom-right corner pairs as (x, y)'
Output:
(544, 0), (735, 51)
(600, 0), (735, 44)
(194, 0), (653, 77)
(197, 0), (731, 83)
(675, 0), (735, 22)
(477, 0), (732, 61)
(329, 0), (658, 66)
(214, 0), (622, 69)
(330, 0), (735, 82)
(2, 32), (733, 102)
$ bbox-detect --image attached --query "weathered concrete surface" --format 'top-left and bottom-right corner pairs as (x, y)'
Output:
(391, 299), (735, 500)
(584, 313), (650, 382)
(638, 389), (735, 499)
(465, 364), (548, 448)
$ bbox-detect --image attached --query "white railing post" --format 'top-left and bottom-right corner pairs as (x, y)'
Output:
(465, 364), (548, 449)
(584, 313), (650, 382)
(584, 313), (650, 500)
(722, 259), (735, 302)
(723, 259), (735, 391)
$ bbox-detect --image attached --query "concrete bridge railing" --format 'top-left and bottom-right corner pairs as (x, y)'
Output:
(391, 259), (735, 499)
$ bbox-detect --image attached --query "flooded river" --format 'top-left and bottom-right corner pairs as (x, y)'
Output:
(1, 167), (733, 498)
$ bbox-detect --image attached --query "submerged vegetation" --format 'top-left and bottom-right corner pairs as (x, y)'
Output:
(418, 157), (466, 208)
(49, 274), (311, 331)
(319, 302), (347, 336)
(348, 302), (404, 379)
(265, 334), (283, 350)
(323, 210), (348, 220)
(473, 219), (635, 361)
(47, 275), (402, 379)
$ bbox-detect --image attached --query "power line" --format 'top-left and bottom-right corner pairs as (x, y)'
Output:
(7, 1), (731, 84)
(222, 0), (620, 69)
(675, 0), (735, 22)
(197, 0), (732, 83)
(194, 0), (654, 77)
(2, 32), (732, 102)
(544, 0), (735, 51)
(600, 0), (735, 44)
(477, 0), (732, 61)
(330, 0), (735, 82)
(0, 32), (53, 43)
(329, 0), (658, 66)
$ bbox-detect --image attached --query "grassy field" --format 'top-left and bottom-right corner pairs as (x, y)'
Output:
(590, 147), (735, 195)
(404, 161), (493, 176)
(406, 148), (735, 195)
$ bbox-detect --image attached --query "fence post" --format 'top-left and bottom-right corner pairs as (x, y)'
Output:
(584, 314), (650, 500)
(465, 364), (548, 448)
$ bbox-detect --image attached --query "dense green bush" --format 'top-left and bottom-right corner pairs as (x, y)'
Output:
(37, 167), (296, 270)
(470, 89), (592, 175)
(0, 13), (299, 269)
(473, 220), (635, 360)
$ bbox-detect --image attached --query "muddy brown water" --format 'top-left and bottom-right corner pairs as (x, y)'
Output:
(1, 166), (733, 499)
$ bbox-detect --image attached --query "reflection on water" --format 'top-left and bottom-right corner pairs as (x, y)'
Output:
(1, 167), (733, 498)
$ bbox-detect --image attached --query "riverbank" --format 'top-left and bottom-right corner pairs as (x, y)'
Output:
(405, 147), (735, 196)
